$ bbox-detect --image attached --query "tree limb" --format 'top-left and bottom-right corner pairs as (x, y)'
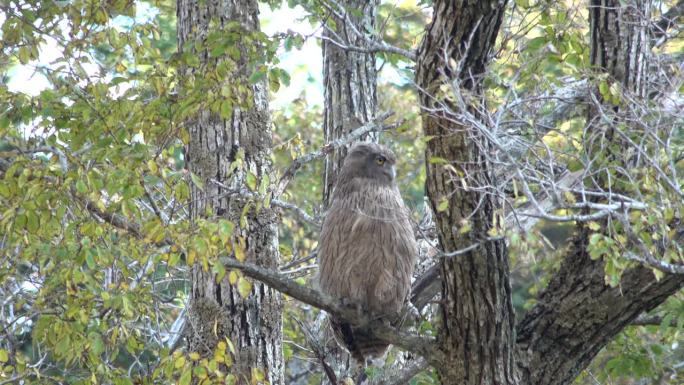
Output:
(317, 0), (417, 61)
(516, 231), (684, 385)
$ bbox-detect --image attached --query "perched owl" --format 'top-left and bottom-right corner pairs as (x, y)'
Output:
(318, 142), (417, 362)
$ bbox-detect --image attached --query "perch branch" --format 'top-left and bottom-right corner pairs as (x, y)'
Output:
(219, 256), (439, 360)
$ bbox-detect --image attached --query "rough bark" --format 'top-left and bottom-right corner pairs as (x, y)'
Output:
(415, 1), (517, 384)
(322, 0), (379, 206)
(516, 2), (684, 385)
(177, 0), (283, 383)
(516, 229), (684, 385)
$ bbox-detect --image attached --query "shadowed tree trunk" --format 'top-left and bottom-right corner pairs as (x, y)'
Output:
(415, 1), (517, 384)
(177, 0), (283, 383)
(322, 0), (379, 206)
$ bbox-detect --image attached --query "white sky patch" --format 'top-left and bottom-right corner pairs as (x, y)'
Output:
(6, 3), (158, 97)
(260, 4), (325, 109)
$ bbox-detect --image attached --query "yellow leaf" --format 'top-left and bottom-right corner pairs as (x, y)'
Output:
(179, 368), (192, 385)
(437, 198), (449, 212)
(175, 355), (186, 369)
(587, 222), (601, 231)
(0, 349), (8, 363)
(189, 352), (200, 361)
(187, 250), (196, 266)
(251, 367), (265, 383)
(225, 338), (236, 354)
(234, 237), (246, 262)
(237, 277), (252, 298)
(229, 270), (238, 285)
(147, 159), (158, 173)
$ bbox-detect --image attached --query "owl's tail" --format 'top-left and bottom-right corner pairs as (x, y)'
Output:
(331, 318), (389, 363)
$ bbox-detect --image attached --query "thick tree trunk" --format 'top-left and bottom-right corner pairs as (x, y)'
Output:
(415, 2), (517, 384)
(516, 2), (684, 385)
(177, 1), (283, 383)
(322, 0), (379, 206)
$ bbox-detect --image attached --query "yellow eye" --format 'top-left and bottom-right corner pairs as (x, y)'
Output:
(375, 156), (386, 165)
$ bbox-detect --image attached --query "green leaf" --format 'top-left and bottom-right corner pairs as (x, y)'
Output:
(245, 171), (257, 191)
(26, 210), (39, 233)
(190, 172), (204, 190)
(89, 332), (105, 356)
(76, 179), (87, 193)
(18, 47), (30, 64)
(0, 349), (8, 363)
(220, 100), (233, 119)
(179, 368), (192, 385)
(437, 198), (449, 212)
(248, 68), (267, 84)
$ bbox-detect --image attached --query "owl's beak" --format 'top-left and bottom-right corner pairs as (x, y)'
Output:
(389, 165), (396, 180)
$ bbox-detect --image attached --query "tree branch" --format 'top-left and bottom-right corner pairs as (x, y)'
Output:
(318, 28), (417, 61)
(219, 256), (438, 361)
(631, 314), (680, 327)
(317, 0), (417, 61)
(375, 357), (430, 385)
(516, 233), (684, 385)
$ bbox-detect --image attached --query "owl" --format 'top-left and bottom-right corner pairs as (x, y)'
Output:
(318, 142), (418, 362)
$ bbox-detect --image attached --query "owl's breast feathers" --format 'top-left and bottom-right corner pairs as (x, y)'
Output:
(318, 179), (417, 316)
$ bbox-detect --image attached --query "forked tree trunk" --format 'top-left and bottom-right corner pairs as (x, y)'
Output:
(322, 0), (379, 205)
(415, 1), (684, 385)
(415, 2), (517, 384)
(177, 0), (283, 383)
(516, 2), (684, 385)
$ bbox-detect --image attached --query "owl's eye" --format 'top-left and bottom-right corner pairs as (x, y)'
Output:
(375, 156), (386, 165)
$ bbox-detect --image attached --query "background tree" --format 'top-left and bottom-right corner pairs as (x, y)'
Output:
(177, 0), (283, 383)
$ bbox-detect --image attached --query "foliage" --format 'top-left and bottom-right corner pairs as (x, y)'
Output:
(0, 0), (682, 384)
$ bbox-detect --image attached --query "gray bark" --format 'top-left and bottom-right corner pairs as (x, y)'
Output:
(415, 1), (516, 384)
(322, 0), (379, 206)
(177, 0), (283, 383)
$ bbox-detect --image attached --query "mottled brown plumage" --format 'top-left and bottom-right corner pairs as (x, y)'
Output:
(318, 142), (417, 362)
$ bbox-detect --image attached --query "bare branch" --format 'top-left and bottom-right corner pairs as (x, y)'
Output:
(271, 198), (321, 227)
(318, 28), (417, 61)
(219, 256), (439, 360)
(280, 250), (318, 271)
(615, 214), (684, 275)
(623, 253), (684, 275)
(210, 179), (321, 226)
(317, 0), (417, 61)
(631, 314), (680, 327)
(653, 0), (684, 40)
(375, 357), (430, 385)
(497, 80), (588, 173)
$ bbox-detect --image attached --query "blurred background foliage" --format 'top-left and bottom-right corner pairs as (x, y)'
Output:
(0, 0), (682, 384)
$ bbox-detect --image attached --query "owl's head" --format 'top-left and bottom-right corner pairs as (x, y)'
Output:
(341, 142), (397, 184)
